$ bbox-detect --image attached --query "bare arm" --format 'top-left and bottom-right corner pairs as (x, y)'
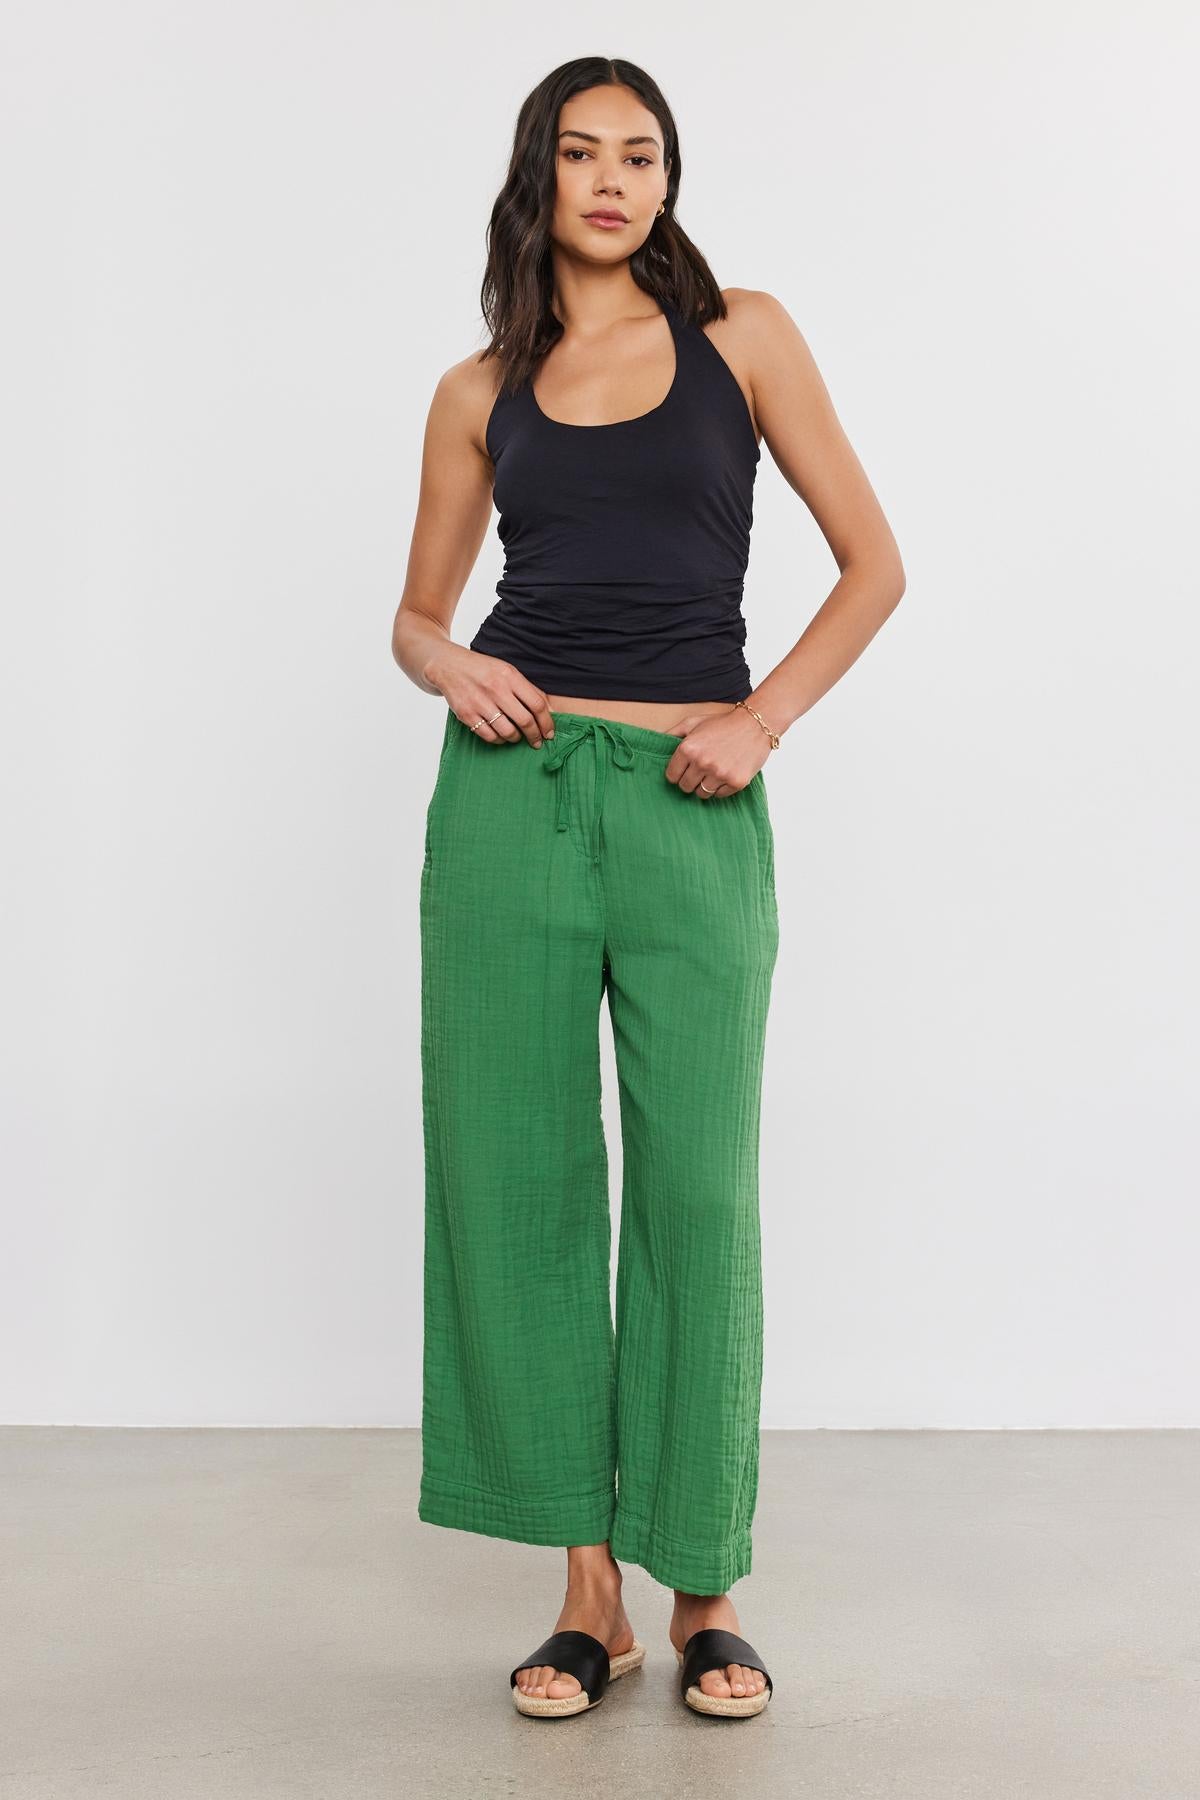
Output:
(658, 289), (905, 798)
(390, 354), (555, 748)
(730, 287), (906, 738)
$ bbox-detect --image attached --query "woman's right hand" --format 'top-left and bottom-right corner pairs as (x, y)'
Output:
(424, 646), (556, 748)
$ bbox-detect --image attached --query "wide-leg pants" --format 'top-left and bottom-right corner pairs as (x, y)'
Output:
(417, 706), (779, 1593)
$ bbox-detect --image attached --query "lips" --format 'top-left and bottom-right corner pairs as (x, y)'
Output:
(584, 210), (628, 223)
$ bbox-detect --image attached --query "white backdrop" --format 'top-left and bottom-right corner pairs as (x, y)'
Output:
(2, 2), (1196, 1428)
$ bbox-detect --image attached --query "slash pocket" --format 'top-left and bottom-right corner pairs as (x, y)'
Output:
(421, 709), (456, 871)
(747, 771), (776, 902)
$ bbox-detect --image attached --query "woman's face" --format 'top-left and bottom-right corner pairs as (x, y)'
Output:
(550, 84), (670, 262)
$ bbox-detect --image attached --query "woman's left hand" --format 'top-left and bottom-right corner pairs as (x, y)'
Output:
(661, 707), (773, 799)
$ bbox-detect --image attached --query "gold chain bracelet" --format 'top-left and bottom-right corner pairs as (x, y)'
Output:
(734, 698), (781, 750)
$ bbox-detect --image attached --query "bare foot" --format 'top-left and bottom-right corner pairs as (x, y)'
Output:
(513, 1545), (635, 1701)
(669, 1591), (769, 1702)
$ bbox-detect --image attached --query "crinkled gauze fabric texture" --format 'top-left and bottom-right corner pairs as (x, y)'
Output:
(418, 707), (779, 1592)
(470, 301), (762, 704)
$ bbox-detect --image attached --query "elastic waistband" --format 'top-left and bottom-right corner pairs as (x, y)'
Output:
(547, 709), (687, 759)
(445, 706), (698, 760)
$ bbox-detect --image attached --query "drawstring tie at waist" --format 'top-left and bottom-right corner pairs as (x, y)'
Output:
(542, 718), (636, 865)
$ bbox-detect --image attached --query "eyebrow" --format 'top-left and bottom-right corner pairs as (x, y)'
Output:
(558, 129), (661, 149)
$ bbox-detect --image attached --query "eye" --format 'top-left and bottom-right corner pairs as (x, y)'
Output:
(562, 149), (656, 166)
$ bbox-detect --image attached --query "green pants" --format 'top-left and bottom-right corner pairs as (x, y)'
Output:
(417, 707), (779, 1593)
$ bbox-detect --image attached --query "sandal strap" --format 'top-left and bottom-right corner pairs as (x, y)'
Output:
(509, 1629), (611, 1704)
(680, 1627), (773, 1699)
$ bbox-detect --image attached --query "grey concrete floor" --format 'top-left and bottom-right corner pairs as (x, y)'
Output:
(0, 1428), (1197, 1798)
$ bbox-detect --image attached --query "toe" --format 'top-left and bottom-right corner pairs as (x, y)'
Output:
(728, 1662), (747, 1696)
(699, 1666), (733, 1699)
(545, 1668), (582, 1700)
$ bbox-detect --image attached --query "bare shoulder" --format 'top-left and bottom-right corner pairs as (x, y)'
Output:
(427, 346), (505, 459)
(714, 287), (827, 416)
(715, 287), (811, 362)
(699, 288), (799, 439)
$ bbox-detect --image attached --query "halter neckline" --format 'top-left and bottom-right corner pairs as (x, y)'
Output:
(526, 304), (682, 432)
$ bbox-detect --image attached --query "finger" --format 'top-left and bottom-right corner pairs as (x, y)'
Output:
(480, 706), (522, 744)
(671, 763), (729, 797)
(514, 686), (556, 743)
(494, 692), (547, 747)
(457, 706), (506, 744)
(663, 738), (696, 786)
(495, 665), (554, 744)
(687, 772), (720, 798)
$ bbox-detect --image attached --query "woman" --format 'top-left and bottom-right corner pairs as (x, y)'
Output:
(391, 56), (904, 1721)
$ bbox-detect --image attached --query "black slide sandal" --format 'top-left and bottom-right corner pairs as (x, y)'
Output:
(675, 1627), (773, 1718)
(510, 1628), (647, 1718)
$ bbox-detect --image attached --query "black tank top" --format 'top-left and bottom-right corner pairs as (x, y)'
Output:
(469, 301), (761, 703)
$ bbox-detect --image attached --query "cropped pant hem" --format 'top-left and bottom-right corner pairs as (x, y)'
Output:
(418, 1475), (616, 1551)
(418, 1476), (752, 1593)
(609, 1504), (752, 1594)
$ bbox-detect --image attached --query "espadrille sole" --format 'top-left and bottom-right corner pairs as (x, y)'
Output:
(674, 1645), (771, 1717)
(513, 1640), (646, 1717)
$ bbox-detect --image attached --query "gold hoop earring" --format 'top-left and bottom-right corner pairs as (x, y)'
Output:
(657, 202), (665, 215)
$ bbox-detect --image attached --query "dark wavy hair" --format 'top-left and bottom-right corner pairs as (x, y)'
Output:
(480, 57), (728, 397)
